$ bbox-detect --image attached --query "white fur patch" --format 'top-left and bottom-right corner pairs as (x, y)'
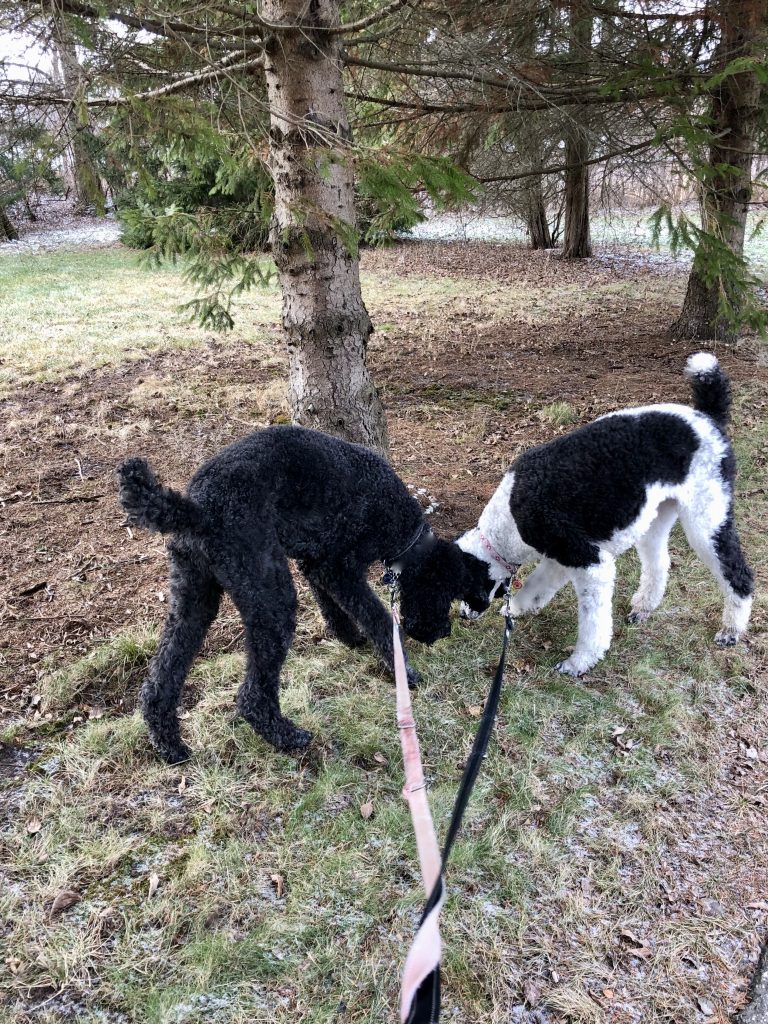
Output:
(685, 351), (718, 376)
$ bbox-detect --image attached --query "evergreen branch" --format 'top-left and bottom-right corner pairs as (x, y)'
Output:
(246, 0), (410, 34)
(50, 0), (261, 49)
(587, 3), (713, 20)
(327, 0), (412, 34)
(344, 52), (608, 94)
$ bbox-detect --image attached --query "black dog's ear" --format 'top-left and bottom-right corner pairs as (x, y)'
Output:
(458, 549), (494, 613)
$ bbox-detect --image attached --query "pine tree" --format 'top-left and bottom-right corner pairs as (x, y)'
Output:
(671, 0), (767, 340)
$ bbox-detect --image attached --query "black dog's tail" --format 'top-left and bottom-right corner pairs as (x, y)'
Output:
(117, 458), (204, 535)
(685, 352), (731, 428)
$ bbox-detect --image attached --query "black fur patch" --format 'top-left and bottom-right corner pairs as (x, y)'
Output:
(689, 367), (731, 428)
(510, 412), (700, 568)
(714, 515), (754, 598)
(719, 450), (737, 487)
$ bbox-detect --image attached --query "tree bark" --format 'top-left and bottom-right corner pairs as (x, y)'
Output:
(0, 206), (19, 241)
(671, 0), (764, 341)
(526, 176), (552, 249)
(50, 4), (105, 216)
(262, 0), (388, 453)
(562, 130), (592, 258)
(735, 938), (768, 1023)
(562, 1), (593, 259)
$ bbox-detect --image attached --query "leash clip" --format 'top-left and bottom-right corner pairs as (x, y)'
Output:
(501, 580), (515, 634)
(382, 567), (401, 608)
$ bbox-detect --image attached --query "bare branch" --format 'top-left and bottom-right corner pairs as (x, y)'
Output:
(476, 136), (665, 183)
(2, 51), (264, 108)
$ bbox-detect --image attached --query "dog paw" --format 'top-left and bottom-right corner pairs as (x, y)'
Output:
(505, 598), (528, 618)
(327, 626), (367, 649)
(406, 665), (422, 690)
(555, 656), (595, 677)
(715, 629), (738, 647)
(627, 609), (652, 624)
(275, 723), (314, 750)
(158, 742), (193, 765)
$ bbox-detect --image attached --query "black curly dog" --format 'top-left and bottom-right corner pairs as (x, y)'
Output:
(117, 425), (492, 763)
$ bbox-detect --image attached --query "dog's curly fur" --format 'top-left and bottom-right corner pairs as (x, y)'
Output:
(458, 354), (754, 676)
(117, 425), (490, 763)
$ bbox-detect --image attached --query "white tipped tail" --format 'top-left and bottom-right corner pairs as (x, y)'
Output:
(685, 351), (719, 377)
(684, 352), (731, 427)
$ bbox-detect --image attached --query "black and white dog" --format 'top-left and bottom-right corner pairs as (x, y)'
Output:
(117, 425), (491, 763)
(458, 354), (754, 675)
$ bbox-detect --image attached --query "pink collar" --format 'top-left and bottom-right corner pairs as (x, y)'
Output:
(479, 531), (519, 577)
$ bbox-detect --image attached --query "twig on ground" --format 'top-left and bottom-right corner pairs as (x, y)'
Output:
(30, 494), (105, 506)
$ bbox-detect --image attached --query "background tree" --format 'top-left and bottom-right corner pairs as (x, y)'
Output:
(671, 0), (768, 340)
(48, 0), (106, 214)
(562, 0), (594, 258)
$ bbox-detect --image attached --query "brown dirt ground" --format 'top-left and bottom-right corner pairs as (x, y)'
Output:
(1, 240), (763, 715)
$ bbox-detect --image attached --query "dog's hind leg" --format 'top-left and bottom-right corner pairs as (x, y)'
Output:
(629, 499), (678, 623)
(229, 549), (312, 751)
(507, 558), (569, 617)
(556, 554), (616, 677)
(678, 498), (753, 645)
(141, 541), (221, 764)
(298, 560), (366, 649)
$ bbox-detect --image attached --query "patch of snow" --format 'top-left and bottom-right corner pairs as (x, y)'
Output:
(0, 218), (122, 257)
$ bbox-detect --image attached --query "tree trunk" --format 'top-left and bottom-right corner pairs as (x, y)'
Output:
(262, 0), (388, 453)
(0, 206), (19, 241)
(50, 5), (105, 216)
(526, 176), (552, 249)
(735, 938), (768, 1023)
(562, 0), (593, 259)
(671, 0), (764, 341)
(562, 132), (592, 258)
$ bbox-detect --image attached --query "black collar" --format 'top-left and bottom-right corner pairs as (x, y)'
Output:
(384, 522), (432, 567)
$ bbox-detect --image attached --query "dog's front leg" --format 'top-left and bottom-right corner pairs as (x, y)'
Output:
(556, 557), (616, 677)
(319, 569), (421, 687)
(507, 558), (570, 617)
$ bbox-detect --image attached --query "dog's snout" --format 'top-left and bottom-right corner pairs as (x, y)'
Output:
(459, 601), (482, 621)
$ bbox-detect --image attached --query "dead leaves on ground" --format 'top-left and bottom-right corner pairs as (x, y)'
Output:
(50, 888), (80, 916)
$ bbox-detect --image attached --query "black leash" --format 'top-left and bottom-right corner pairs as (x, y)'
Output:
(398, 586), (515, 1024)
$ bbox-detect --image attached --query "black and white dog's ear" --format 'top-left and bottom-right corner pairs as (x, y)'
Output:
(458, 550), (495, 613)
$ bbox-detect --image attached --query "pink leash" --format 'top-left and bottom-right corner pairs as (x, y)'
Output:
(388, 580), (515, 1023)
(391, 605), (445, 1022)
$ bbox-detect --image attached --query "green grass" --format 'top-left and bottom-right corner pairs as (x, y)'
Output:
(1, 248), (767, 1022)
(0, 245), (688, 400)
(0, 250), (282, 395)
